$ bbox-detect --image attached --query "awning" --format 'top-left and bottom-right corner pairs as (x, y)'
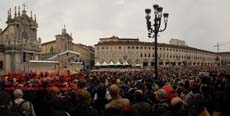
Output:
(29, 60), (58, 63)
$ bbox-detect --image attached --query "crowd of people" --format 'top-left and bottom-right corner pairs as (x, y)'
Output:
(0, 66), (230, 116)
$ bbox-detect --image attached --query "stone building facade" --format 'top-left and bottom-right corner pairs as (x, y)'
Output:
(94, 36), (226, 67)
(0, 6), (41, 73)
(41, 27), (94, 69)
(217, 52), (230, 65)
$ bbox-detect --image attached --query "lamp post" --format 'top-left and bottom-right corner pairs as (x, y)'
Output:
(145, 4), (169, 79)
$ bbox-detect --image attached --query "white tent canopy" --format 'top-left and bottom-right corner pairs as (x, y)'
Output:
(101, 61), (108, 66)
(95, 62), (101, 66)
(109, 61), (114, 66)
(135, 63), (141, 67)
(123, 61), (129, 65)
(115, 61), (121, 65)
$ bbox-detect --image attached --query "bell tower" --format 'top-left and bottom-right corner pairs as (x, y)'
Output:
(56, 25), (73, 53)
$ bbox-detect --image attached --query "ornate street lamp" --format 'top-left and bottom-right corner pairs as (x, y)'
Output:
(145, 4), (169, 79)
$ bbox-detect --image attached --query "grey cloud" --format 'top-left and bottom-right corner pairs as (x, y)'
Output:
(0, 0), (230, 52)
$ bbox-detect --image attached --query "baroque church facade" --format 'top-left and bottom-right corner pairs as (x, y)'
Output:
(0, 6), (41, 73)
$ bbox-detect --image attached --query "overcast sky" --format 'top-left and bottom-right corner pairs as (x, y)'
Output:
(0, 0), (230, 52)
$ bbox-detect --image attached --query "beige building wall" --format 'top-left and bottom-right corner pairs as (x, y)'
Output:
(41, 41), (56, 54)
(218, 52), (230, 65)
(0, 52), (5, 73)
(73, 44), (91, 69)
(95, 36), (219, 67)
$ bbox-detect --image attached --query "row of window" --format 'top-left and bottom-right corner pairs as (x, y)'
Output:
(97, 46), (210, 55)
(140, 53), (214, 60)
(98, 53), (215, 60)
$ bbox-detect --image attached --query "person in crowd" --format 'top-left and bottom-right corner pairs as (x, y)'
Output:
(222, 74), (230, 115)
(69, 90), (98, 116)
(143, 79), (155, 105)
(152, 89), (170, 116)
(77, 79), (87, 90)
(130, 89), (152, 116)
(189, 94), (210, 116)
(11, 89), (36, 116)
(93, 85), (109, 115)
(35, 86), (69, 116)
(162, 84), (176, 101)
(104, 108), (125, 116)
(161, 97), (186, 116)
(105, 84), (130, 114)
(0, 91), (22, 116)
(1, 66), (230, 116)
